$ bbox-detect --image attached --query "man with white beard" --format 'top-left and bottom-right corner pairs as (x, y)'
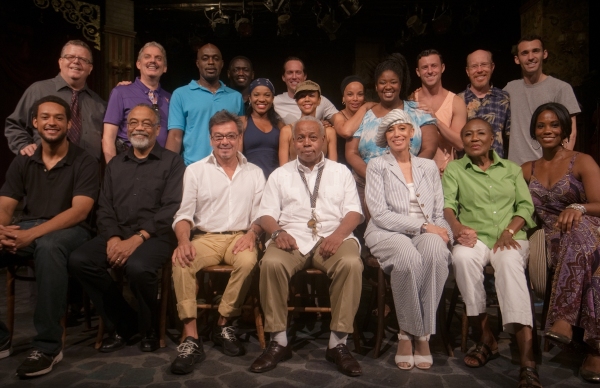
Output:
(70, 103), (185, 354)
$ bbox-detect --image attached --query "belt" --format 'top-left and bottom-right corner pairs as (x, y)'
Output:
(194, 230), (246, 235)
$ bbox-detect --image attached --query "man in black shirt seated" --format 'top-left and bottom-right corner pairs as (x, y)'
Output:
(69, 104), (185, 354)
(0, 95), (99, 377)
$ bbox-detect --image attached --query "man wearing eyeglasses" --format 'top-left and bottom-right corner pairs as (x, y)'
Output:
(69, 103), (185, 354)
(5, 40), (106, 161)
(102, 42), (171, 164)
(169, 110), (265, 375)
(166, 43), (244, 166)
(458, 49), (511, 158)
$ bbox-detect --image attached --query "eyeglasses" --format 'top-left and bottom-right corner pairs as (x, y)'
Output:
(61, 54), (93, 65)
(127, 120), (157, 130)
(148, 91), (159, 111)
(467, 62), (492, 71)
(211, 133), (239, 141)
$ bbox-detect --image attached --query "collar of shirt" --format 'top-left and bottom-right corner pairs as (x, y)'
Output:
(123, 143), (164, 163)
(189, 79), (227, 94)
(459, 149), (505, 172)
(207, 151), (248, 179)
(464, 84), (505, 100)
(295, 153), (325, 174)
(30, 141), (78, 168)
(54, 73), (91, 96)
(134, 77), (163, 95)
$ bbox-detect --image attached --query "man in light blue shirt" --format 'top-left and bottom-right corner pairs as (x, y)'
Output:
(166, 44), (244, 165)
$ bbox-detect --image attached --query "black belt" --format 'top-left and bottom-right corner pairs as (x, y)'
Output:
(194, 230), (246, 235)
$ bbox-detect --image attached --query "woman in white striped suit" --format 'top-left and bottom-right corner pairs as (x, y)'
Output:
(364, 109), (452, 371)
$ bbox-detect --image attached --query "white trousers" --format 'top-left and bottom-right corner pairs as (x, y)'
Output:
(451, 240), (532, 334)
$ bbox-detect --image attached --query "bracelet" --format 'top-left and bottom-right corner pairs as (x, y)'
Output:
(567, 203), (587, 214)
(136, 231), (147, 242)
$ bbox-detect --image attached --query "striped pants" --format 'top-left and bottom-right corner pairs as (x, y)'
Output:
(369, 233), (451, 336)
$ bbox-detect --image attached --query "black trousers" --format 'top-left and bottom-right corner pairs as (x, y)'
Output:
(69, 235), (172, 337)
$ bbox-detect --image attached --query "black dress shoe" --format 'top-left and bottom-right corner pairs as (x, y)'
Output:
(140, 332), (160, 352)
(326, 344), (362, 377)
(544, 330), (572, 345)
(249, 341), (292, 373)
(581, 366), (600, 384)
(212, 324), (245, 356)
(99, 333), (127, 353)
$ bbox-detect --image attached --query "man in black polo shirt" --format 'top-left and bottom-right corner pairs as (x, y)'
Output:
(69, 104), (185, 353)
(0, 95), (99, 377)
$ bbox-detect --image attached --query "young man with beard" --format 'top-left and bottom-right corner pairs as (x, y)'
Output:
(0, 95), (99, 377)
(166, 44), (244, 166)
(5, 40), (106, 161)
(504, 35), (580, 165)
(69, 104), (185, 354)
(227, 56), (254, 108)
(102, 42), (171, 163)
(169, 110), (265, 374)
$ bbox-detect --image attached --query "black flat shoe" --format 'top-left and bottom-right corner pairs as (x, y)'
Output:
(580, 366), (600, 384)
(544, 330), (572, 345)
(99, 333), (127, 353)
(140, 333), (160, 352)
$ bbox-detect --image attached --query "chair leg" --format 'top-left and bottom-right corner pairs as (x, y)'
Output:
(7, 267), (15, 343)
(446, 284), (460, 332)
(461, 308), (468, 353)
(82, 290), (92, 331)
(159, 263), (171, 348)
(373, 267), (386, 359)
(352, 320), (362, 353)
(437, 291), (454, 357)
(541, 269), (553, 352)
(251, 271), (266, 349)
(95, 318), (105, 349)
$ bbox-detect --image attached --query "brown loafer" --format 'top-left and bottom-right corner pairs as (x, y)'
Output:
(249, 341), (292, 373)
(325, 344), (362, 377)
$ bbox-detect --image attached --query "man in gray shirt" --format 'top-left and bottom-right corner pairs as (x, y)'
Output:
(504, 35), (580, 165)
(5, 40), (106, 161)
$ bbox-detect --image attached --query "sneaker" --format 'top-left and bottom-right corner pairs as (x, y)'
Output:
(212, 324), (245, 356)
(16, 350), (63, 377)
(0, 337), (11, 360)
(170, 337), (205, 375)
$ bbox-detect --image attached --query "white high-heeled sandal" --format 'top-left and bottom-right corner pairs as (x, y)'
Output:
(395, 333), (414, 370)
(414, 334), (432, 370)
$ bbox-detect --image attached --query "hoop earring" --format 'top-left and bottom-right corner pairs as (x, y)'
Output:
(532, 138), (541, 150)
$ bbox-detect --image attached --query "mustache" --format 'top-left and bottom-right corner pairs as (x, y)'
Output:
(131, 131), (148, 137)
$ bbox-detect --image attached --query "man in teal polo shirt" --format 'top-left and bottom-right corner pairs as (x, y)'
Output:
(166, 44), (244, 165)
(442, 118), (539, 385)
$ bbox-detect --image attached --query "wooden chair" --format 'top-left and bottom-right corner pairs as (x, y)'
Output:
(94, 261), (172, 349)
(363, 256), (454, 358)
(446, 264), (539, 354)
(287, 268), (362, 352)
(194, 264), (266, 349)
(6, 258), (68, 347)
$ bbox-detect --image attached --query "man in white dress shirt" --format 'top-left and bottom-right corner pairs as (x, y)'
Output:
(273, 57), (338, 125)
(169, 110), (265, 375)
(249, 116), (363, 376)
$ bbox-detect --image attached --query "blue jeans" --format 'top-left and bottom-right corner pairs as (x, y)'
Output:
(1, 219), (90, 355)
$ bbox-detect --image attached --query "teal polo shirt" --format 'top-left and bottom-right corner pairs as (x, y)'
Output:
(168, 80), (244, 166)
(442, 150), (536, 249)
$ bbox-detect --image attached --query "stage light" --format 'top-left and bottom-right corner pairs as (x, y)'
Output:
(406, 15), (426, 36)
(264, 0), (286, 13)
(319, 12), (341, 41)
(339, 0), (361, 18)
(277, 14), (294, 36)
(236, 17), (253, 38)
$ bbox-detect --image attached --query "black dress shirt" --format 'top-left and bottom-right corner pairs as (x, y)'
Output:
(96, 144), (185, 243)
(0, 142), (100, 222)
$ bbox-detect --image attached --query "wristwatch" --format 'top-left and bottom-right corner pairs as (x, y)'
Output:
(420, 222), (429, 234)
(271, 229), (285, 241)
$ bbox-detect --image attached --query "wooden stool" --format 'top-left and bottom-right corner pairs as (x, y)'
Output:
(287, 268), (362, 352)
(94, 261), (172, 349)
(194, 264), (266, 349)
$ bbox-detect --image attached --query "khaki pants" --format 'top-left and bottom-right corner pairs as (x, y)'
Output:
(260, 239), (363, 333)
(172, 233), (257, 320)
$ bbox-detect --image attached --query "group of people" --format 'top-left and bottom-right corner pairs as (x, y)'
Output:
(0, 34), (597, 388)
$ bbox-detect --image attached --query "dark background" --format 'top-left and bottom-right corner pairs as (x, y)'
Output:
(1, 0), (597, 186)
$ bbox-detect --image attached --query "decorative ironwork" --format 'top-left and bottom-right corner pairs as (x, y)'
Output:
(34, 0), (101, 50)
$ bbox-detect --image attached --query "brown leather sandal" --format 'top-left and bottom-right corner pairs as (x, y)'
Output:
(518, 366), (542, 388)
(464, 342), (498, 368)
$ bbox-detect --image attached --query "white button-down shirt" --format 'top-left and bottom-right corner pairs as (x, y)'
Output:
(173, 152), (265, 232)
(258, 156), (364, 255)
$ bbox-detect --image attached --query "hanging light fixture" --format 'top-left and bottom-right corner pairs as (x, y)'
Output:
(339, 0), (361, 18)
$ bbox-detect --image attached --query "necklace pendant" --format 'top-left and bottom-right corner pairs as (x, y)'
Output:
(307, 218), (317, 229)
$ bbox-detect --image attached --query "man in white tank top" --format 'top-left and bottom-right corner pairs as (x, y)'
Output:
(412, 49), (467, 175)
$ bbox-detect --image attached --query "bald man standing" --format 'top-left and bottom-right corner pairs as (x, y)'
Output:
(166, 44), (244, 165)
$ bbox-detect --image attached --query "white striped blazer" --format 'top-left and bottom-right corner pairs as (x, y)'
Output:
(364, 152), (453, 248)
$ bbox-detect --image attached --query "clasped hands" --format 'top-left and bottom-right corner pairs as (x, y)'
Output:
(0, 225), (36, 253)
(106, 236), (143, 268)
(274, 230), (343, 259)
